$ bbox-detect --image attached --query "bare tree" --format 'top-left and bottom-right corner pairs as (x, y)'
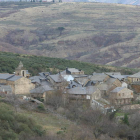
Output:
(46, 90), (67, 110)
(128, 112), (140, 140)
(80, 109), (107, 139)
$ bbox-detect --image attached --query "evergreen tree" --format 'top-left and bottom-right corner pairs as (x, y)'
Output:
(123, 114), (129, 125)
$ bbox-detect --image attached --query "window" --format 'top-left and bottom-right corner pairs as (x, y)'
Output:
(123, 93), (124, 96)
(72, 85), (76, 88)
(119, 94), (121, 96)
(22, 71), (25, 77)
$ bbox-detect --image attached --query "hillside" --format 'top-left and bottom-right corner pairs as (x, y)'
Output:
(0, 102), (45, 139)
(0, 2), (140, 68)
(0, 51), (135, 75)
(75, 0), (140, 5)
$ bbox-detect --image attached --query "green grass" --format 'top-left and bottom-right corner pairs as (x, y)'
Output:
(22, 110), (71, 133)
(115, 112), (125, 117)
(0, 101), (72, 136)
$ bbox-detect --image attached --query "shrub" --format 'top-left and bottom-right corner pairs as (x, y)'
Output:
(37, 104), (45, 111)
(0, 102), (45, 139)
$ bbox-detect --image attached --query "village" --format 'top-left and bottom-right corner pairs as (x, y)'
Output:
(0, 61), (140, 113)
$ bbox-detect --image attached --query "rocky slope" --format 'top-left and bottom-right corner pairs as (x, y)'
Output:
(0, 2), (140, 68)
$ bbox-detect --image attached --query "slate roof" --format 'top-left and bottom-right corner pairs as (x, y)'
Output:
(8, 75), (22, 81)
(39, 72), (50, 78)
(89, 74), (107, 82)
(110, 75), (130, 80)
(68, 86), (98, 95)
(30, 85), (54, 94)
(0, 85), (12, 92)
(111, 87), (125, 93)
(29, 76), (52, 86)
(85, 81), (97, 87)
(72, 75), (88, 78)
(0, 73), (14, 80)
(129, 72), (140, 78)
(75, 77), (89, 85)
(93, 72), (104, 75)
(105, 78), (117, 85)
(68, 80), (82, 89)
(105, 72), (121, 76)
(30, 76), (45, 84)
(49, 74), (64, 83)
(68, 87), (86, 95)
(86, 86), (98, 94)
(97, 83), (109, 91)
(0, 74), (23, 81)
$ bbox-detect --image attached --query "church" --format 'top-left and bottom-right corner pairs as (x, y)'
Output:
(15, 61), (31, 78)
(0, 62), (35, 95)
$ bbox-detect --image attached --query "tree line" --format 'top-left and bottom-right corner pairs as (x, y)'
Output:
(0, 51), (135, 76)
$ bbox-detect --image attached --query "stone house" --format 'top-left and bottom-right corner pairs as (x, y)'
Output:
(109, 74), (130, 82)
(65, 68), (84, 75)
(110, 87), (134, 105)
(96, 78), (122, 97)
(68, 80), (82, 88)
(89, 73), (110, 83)
(128, 72), (140, 83)
(0, 85), (12, 95)
(47, 74), (68, 90)
(105, 78), (122, 93)
(29, 76), (51, 87)
(30, 85), (54, 101)
(97, 83), (110, 97)
(74, 76), (89, 87)
(0, 73), (35, 95)
(131, 81), (140, 94)
(67, 86), (101, 102)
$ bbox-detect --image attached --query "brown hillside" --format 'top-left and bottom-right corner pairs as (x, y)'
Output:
(0, 2), (140, 68)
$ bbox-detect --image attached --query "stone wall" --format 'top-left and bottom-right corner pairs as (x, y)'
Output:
(0, 79), (7, 84)
(14, 77), (35, 95)
(92, 89), (101, 100)
(128, 77), (140, 83)
(131, 84), (140, 93)
(116, 88), (133, 99)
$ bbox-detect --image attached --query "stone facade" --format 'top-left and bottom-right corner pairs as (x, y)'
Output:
(128, 77), (140, 83)
(110, 88), (134, 105)
(91, 88), (101, 100)
(11, 77), (35, 95)
(47, 75), (68, 90)
(66, 68), (84, 75)
(0, 76), (35, 95)
(131, 83), (140, 93)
